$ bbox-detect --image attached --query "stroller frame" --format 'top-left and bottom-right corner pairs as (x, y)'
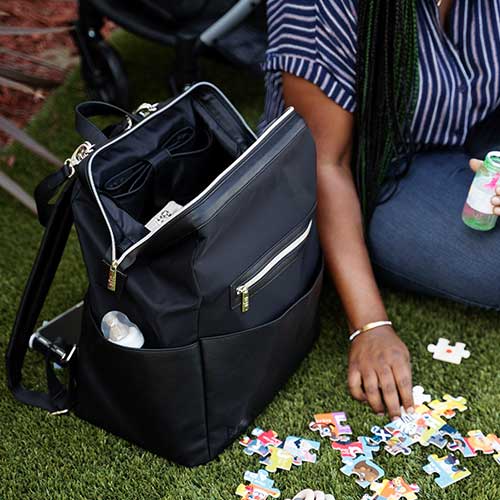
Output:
(72, 0), (265, 108)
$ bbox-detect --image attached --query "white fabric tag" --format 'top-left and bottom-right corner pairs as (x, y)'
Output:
(145, 201), (184, 232)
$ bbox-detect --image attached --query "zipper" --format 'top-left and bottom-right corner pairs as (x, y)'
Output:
(235, 220), (313, 313)
(82, 81), (290, 290)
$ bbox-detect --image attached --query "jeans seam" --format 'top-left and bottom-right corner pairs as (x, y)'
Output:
(373, 260), (499, 311)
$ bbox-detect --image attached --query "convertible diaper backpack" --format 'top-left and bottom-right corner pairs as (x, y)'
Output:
(6, 82), (323, 466)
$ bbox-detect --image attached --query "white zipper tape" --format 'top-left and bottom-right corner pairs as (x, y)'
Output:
(86, 81), (259, 265)
(239, 219), (313, 292)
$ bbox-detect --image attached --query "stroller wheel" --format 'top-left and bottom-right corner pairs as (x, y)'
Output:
(81, 40), (129, 109)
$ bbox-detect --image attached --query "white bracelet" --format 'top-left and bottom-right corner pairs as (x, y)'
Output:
(349, 320), (393, 342)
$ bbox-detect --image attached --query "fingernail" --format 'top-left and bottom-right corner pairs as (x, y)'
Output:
(377, 412), (385, 417)
(492, 196), (500, 204)
(495, 208), (500, 215)
(407, 406), (415, 414)
(391, 416), (399, 421)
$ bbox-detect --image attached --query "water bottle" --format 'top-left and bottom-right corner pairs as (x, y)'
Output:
(462, 151), (500, 231)
(101, 311), (144, 348)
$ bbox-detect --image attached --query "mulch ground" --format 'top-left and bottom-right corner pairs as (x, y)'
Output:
(0, 0), (114, 148)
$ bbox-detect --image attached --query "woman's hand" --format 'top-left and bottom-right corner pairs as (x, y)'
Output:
(470, 158), (500, 215)
(286, 490), (335, 500)
(348, 326), (413, 419)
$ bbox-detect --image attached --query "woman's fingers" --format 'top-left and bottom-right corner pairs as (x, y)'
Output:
(393, 361), (414, 412)
(469, 158), (483, 172)
(347, 366), (366, 401)
(377, 367), (401, 419)
(362, 370), (385, 415)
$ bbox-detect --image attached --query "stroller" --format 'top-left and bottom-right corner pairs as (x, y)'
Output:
(72, 0), (267, 108)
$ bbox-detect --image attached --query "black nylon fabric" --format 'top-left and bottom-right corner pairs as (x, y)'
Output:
(8, 83), (323, 466)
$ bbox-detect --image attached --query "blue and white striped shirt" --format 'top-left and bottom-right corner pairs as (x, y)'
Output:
(262, 0), (500, 147)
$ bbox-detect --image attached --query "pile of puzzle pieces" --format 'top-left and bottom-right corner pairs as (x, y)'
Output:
(315, 392), (500, 497)
(237, 428), (321, 499)
(236, 391), (499, 499)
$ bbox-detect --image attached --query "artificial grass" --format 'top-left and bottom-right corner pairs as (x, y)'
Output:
(0, 31), (499, 500)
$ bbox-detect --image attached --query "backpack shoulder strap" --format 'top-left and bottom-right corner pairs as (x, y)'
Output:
(5, 179), (76, 413)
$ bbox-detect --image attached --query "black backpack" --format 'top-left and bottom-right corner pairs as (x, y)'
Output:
(6, 82), (323, 466)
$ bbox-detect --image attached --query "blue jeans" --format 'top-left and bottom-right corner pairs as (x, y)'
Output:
(369, 149), (500, 310)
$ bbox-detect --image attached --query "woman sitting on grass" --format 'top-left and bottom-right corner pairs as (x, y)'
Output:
(262, 0), (500, 419)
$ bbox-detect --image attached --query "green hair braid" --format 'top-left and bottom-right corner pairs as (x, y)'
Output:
(354, 0), (419, 219)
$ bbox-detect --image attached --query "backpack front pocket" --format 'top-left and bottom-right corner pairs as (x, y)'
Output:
(231, 219), (313, 313)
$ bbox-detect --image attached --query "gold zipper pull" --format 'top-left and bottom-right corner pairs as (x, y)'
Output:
(236, 285), (250, 313)
(107, 260), (119, 292)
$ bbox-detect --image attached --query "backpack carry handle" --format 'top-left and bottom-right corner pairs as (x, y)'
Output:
(5, 180), (76, 413)
(75, 101), (140, 145)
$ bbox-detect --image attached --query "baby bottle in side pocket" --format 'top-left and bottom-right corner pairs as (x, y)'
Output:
(462, 151), (500, 231)
(101, 311), (144, 348)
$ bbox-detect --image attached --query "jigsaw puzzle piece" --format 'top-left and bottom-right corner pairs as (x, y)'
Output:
(383, 432), (413, 457)
(446, 433), (477, 458)
(427, 338), (470, 364)
(367, 426), (393, 446)
(487, 434), (500, 465)
(282, 436), (320, 465)
(422, 453), (471, 488)
(240, 428), (282, 457)
(412, 386), (431, 406)
(340, 456), (385, 488)
(428, 395), (468, 419)
(236, 469), (281, 500)
(464, 430), (495, 455)
(260, 446), (294, 473)
(309, 412), (352, 441)
(365, 477), (420, 500)
(414, 405), (447, 446)
(423, 424), (459, 450)
(332, 436), (380, 463)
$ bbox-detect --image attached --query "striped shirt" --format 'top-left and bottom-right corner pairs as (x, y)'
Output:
(262, 0), (500, 147)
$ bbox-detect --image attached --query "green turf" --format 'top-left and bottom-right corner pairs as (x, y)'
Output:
(0, 32), (499, 500)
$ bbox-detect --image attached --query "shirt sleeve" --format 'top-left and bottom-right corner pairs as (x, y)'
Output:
(263, 0), (358, 113)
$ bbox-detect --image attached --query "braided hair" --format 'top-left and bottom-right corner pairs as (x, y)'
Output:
(354, 0), (419, 218)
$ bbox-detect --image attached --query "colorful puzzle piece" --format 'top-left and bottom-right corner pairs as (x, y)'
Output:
(260, 446), (294, 473)
(362, 477), (420, 500)
(240, 428), (282, 457)
(447, 433), (477, 458)
(282, 436), (320, 465)
(412, 386), (431, 406)
(332, 436), (380, 462)
(464, 430), (496, 455)
(367, 426), (393, 446)
(428, 395), (468, 418)
(309, 412), (352, 441)
(487, 434), (500, 465)
(385, 410), (427, 444)
(423, 424), (459, 449)
(340, 456), (385, 488)
(236, 469), (281, 500)
(383, 430), (414, 457)
(427, 338), (470, 364)
(422, 453), (471, 488)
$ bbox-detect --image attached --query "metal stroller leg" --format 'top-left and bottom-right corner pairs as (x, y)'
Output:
(169, 0), (263, 95)
(200, 0), (262, 46)
(170, 33), (201, 95)
(72, 1), (130, 108)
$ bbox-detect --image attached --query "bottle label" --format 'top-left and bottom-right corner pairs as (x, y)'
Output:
(466, 175), (499, 214)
